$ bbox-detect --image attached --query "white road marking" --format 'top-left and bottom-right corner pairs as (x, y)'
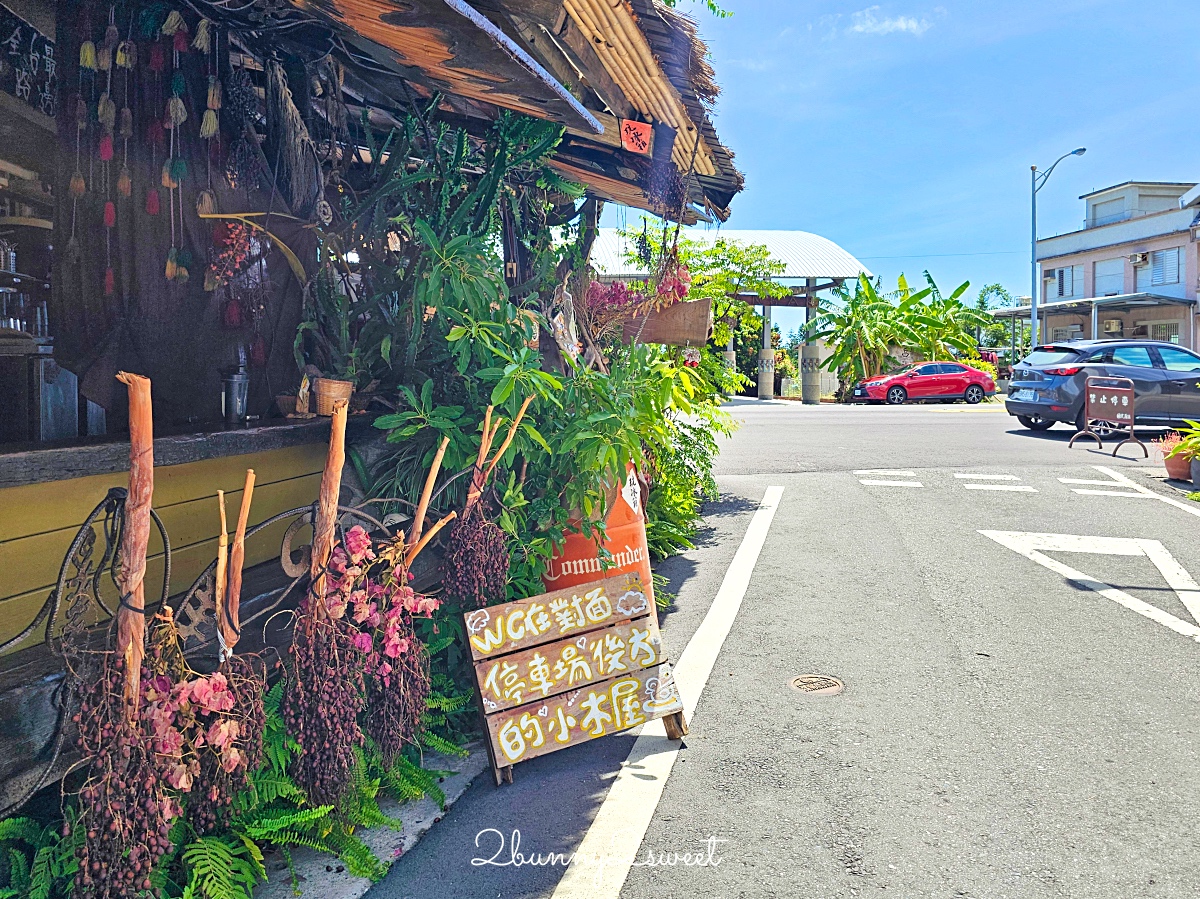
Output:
(1092, 466), (1200, 519)
(979, 531), (1200, 638)
(1058, 477), (1126, 485)
(551, 486), (784, 899)
(854, 469), (916, 477)
(1070, 489), (1154, 498)
(859, 479), (923, 487)
(954, 473), (1020, 480)
(963, 484), (1037, 492)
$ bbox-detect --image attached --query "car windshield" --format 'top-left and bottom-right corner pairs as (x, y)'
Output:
(1022, 348), (1082, 366)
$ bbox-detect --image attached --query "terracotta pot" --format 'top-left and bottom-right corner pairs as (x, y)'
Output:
(1164, 452), (1192, 481)
(543, 465), (654, 604)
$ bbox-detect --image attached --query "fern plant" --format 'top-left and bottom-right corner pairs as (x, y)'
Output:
(0, 812), (78, 899)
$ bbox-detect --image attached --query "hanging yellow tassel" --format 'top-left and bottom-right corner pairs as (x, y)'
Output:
(97, 44), (112, 72)
(161, 159), (178, 189)
(116, 40), (136, 69)
(165, 254), (178, 282)
(104, 22), (119, 51)
(97, 93), (116, 132)
(192, 19), (212, 53)
(206, 77), (222, 110)
(160, 10), (185, 35)
(79, 41), (97, 71)
(200, 108), (218, 139)
(166, 95), (187, 128)
(175, 265), (190, 284)
(69, 171), (86, 198)
(119, 106), (133, 139)
(117, 166), (132, 198)
(196, 189), (218, 216)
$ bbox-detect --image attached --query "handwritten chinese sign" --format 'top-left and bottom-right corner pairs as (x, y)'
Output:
(0, 4), (55, 118)
(619, 119), (653, 155)
(1086, 381), (1134, 425)
(465, 573), (686, 781)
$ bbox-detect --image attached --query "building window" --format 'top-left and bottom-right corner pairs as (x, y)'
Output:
(1148, 321), (1181, 344)
(1093, 258), (1124, 297)
(1151, 248), (1180, 286)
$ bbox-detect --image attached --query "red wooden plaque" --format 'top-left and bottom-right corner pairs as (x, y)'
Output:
(619, 119), (653, 155)
(1086, 382), (1134, 426)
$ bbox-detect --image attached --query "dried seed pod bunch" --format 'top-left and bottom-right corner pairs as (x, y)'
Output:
(282, 607), (368, 805)
(443, 509), (509, 609)
(71, 647), (181, 899)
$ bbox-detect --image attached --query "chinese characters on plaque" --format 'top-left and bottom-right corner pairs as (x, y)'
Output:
(0, 4), (55, 118)
(1086, 384), (1134, 425)
(619, 119), (652, 155)
(464, 573), (686, 781)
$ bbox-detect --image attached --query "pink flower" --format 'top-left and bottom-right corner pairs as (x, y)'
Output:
(156, 728), (184, 756)
(166, 763), (193, 791)
(207, 718), (240, 749)
(383, 635), (410, 659)
(344, 526), (374, 564)
(377, 662), (392, 678)
(221, 746), (243, 774)
(352, 631), (374, 653)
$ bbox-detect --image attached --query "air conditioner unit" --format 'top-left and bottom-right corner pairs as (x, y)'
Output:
(1102, 319), (1122, 333)
(1128, 252), (1148, 266)
(1042, 268), (1056, 280)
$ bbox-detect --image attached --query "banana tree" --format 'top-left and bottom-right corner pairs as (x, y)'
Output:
(900, 272), (989, 361)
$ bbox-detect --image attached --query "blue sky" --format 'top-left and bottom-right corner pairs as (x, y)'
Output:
(609, 0), (1200, 337)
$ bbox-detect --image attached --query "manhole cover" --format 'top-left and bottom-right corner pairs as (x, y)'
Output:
(789, 674), (844, 696)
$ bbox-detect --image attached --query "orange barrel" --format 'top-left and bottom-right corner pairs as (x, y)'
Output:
(542, 465), (654, 603)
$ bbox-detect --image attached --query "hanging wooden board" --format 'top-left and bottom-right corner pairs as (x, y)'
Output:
(464, 573), (687, 784)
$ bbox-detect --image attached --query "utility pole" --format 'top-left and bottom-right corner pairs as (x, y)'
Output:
(801, 277), (820, 404)
(757, 305), (774, 399)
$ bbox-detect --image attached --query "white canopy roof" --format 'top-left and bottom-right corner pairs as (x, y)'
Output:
(590, 228), (871, 281)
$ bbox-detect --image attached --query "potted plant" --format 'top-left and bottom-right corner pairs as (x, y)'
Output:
(1161, 424), (1200, 481)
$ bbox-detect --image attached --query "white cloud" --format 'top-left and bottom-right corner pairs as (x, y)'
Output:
(848, 5), (932, 36)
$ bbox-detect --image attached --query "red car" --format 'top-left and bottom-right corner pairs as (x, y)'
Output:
(852, 361), (997, 405)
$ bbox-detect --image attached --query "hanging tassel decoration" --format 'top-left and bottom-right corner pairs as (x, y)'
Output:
(173, 28), (189, 53)
(116, 40), (136, 69)
(200, 108), (218, 140)
(161, 159), (178, 189)
(207, 77), (222, 110)
(97, 44), (112, 72)
(165, 246), (178, 281)
(79, 41), (97, 71)
(192, 19), (212, 53)
(171, 156), (188, 181)
(69, 171), (87, 198)
(196, 189), (217, 216)
(98, 93), (116, 132)
(103, 200), (116, 229)
(75, 95), (88, 128)
(98, 133), (114, 162)
(104, 267), (115, 296)
(104, 21), (119, 51)
(148, 40), (165, 73)
(166, 95), (187, 128)
(117, 165), (132, 198)
(146, 188), (161, 215)
(171, 71), (185, 97)
(119, 106), (133, 139)
(160, 11), (185, 35)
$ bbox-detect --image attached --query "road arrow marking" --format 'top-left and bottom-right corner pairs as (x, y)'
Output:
(979, 530), (1200, 639)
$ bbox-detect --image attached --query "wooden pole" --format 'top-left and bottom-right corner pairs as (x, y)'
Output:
(223, 470), (255, 656)
(408, 435), (450, 548)
(114, 372), (154, 708)
(310, 402), (348, 606)
(215, 491), (229, 658)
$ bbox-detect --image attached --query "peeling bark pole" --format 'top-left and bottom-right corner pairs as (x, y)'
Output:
(215, 492), (230, 657)
(310, 401), (348, 608)
(222, 470), (255, 657)
(114, 372), (154, 708)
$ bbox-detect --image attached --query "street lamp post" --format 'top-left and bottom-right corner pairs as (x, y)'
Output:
(1030, 147), (1086, 348)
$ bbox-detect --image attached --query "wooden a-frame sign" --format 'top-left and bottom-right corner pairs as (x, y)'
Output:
(463, 572), (688, 785)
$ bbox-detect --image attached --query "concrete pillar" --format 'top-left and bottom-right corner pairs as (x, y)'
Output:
(724, 332), (737, 370)
(757, 304), (774, 399)
(801, 279), (820, 404)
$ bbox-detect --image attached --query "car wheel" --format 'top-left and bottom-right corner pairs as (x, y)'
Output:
(1017, 414), (1054, 431)
(886, 386), (907, 405)
(1074, 408), (1118, 436)
(964, 384), (985, 404)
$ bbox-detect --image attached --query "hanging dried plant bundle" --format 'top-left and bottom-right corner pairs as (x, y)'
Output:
(114, 372), (154, 708)
(71, 649), (179, 899)
(442, 510), (509, 609)
(364, 612), (430, 765)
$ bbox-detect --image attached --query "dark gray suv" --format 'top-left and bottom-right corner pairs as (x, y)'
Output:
(1006, 339), (1200, 431)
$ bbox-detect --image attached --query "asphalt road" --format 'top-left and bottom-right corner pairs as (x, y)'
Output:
(368, 399), (1200, 899)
